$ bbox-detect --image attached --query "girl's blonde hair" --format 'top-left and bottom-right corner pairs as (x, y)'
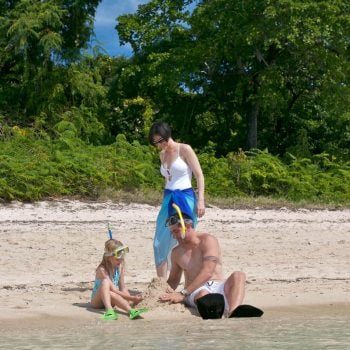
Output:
(98, 239), (125, 276)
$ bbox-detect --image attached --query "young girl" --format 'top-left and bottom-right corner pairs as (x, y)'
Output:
(91, 239), (148, 320)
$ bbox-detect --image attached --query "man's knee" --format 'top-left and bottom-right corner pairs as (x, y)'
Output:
(229, 271), (246, 284)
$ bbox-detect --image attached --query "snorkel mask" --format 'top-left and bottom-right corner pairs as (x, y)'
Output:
(166, 204), (192, 239)
(104, 245), (129, 259)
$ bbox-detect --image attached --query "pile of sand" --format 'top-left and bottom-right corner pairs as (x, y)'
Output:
(137, 278), (186, 314)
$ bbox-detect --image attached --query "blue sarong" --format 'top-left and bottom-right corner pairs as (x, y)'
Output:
(153, 188), (198, 267)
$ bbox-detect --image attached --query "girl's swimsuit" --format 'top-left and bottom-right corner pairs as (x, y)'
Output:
(154, 145), (198, 267)
(91, 268), (120, 300)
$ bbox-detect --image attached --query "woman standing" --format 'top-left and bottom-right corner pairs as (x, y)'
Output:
(149, 121), (205, 279)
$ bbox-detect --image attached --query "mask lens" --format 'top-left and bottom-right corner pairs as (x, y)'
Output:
(165, 215), (179, 227)
(115, 251), (124, 259)
(113, 246), (129, 259)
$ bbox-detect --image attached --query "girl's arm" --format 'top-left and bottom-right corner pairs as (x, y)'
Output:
(117, 264), (129, 295)
(118, 265), (143, 304)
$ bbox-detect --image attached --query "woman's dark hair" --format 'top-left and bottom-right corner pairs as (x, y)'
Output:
(148, 122), (172, 144)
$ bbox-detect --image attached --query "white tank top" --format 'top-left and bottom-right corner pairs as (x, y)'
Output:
(160, 145), (192, 190)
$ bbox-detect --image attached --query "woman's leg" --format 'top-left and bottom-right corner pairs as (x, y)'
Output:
(153, 195), (174, 279)
(156, 261), (168, 279)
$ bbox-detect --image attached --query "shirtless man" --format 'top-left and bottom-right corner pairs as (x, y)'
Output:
(159, 212), (262, 318)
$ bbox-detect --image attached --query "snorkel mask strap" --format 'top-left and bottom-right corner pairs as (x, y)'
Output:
(172, 203), (186, 239)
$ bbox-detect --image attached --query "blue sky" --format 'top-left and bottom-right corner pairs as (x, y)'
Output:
(92, 0), (149, 57)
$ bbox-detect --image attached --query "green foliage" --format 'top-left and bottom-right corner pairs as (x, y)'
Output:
(198, 152), (242, 197)
(228, 149), (290, 197)
(0, 0), (103, 129)
(2, 0), (350, 159)
(2, 1), (350, 205)
(223, 149), (350, 203)
(112, 97), (155, 142)
(114, 134), (161, 191)
(0, 133), (350, 204)
(0, 132), (161, 201)
(115, 0), (350, 159)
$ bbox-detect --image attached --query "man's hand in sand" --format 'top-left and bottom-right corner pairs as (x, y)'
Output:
(159, 292), (184, 304)
(166, 285), (175, 293)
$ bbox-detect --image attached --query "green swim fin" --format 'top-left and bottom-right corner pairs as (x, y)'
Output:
(129, 307), (149, 320)
(101, 309), (119, 320)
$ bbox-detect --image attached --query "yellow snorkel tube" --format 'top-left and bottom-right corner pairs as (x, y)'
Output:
(172, 203), (186, 239)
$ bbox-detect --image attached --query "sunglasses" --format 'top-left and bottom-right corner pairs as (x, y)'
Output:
(152, 137), (166, 146)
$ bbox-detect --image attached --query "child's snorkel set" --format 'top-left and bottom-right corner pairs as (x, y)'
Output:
(105, 223), (129, 258)
(108, 222), (113, 240)
(103, 245), (129, 259)
(101, 223), (149, 321)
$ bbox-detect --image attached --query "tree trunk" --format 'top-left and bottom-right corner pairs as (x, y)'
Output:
(247, 101), (259, 149)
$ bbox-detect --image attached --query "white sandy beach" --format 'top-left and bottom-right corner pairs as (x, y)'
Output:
(0, 200), (349, 330)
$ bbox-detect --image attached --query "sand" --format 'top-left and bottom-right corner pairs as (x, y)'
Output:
(0, 200), (349, 329)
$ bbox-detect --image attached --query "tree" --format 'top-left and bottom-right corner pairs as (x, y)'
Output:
(0, 0), (101, 126)
(116, 0), (200, 142)
(116, 0), (350, 159)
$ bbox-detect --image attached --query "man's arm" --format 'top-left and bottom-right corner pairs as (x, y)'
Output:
(184, 234), (220, 294)
(159, 250), (185, 303)
(166, 250), (183, 290)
